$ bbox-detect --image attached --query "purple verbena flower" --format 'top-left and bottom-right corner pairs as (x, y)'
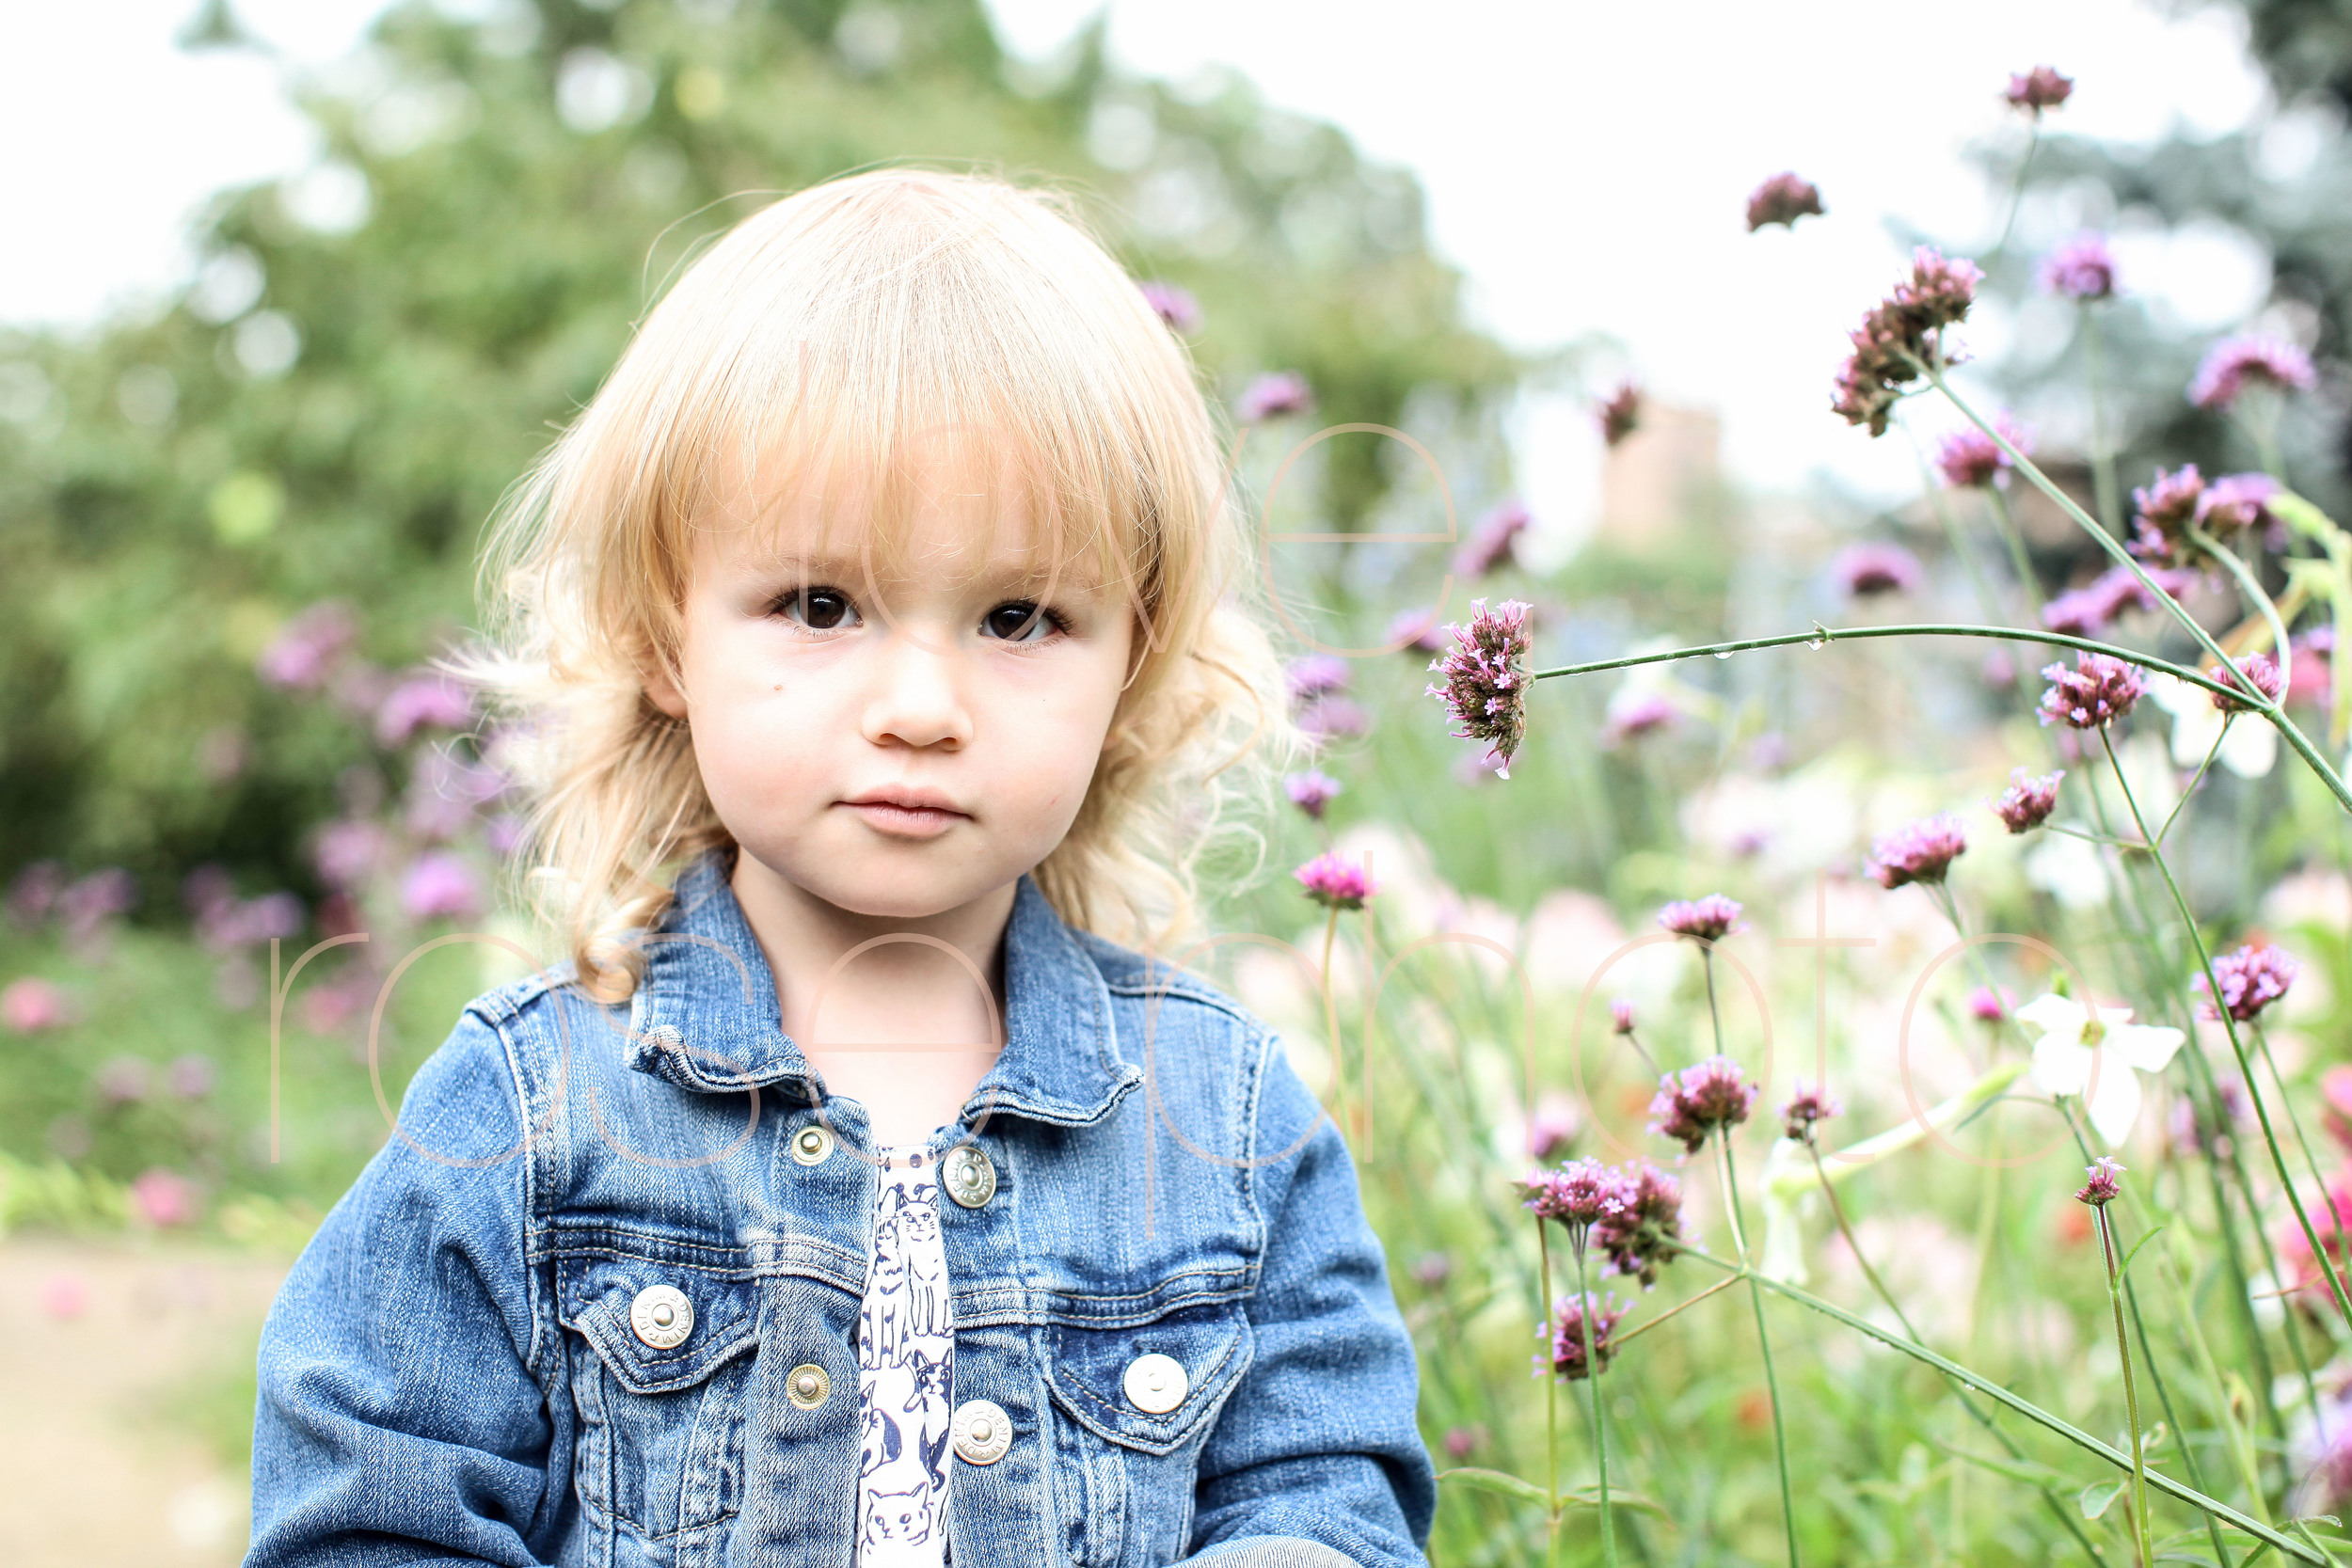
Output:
(1611, 999), (1637, 1036)
(1454, 499), (1532, 578)
(1542, 1291), (1629, 1381)
(1295, 851), (1376, 911)
(1992, 768), (2064, 832)
(1597, 381), (1642, 449)
(2039, 653), (2145, 729)
(1594, 1160), (1683, 1287)
(2007, 65), (2074, 114)
(1867, 813), (1967, 889)
(376, 674), (474, 749)
(1425, 597), (1534, 778)
(2195, 942), (2300, 1022)
(1781, 1082), (1842, 1143)
(1658, 894), (1743, 942)
(1296, 695), (1369, 743)
(2041, 233), (2116, 300)
(1283, 769), (1342, 819)
(1238, 371), (1314, 421)
(1647, 1054), (1758, 1153)
(1833, 247), (1984, 436)
(1285, 654), (1351, 705)
(1934, 413), (2031, 489)
(2074, 1154), (2125, 1207)
(1600, 690), (1677, 748)
(2129, 464), (2207, 565)
(2201, 472), (2281, 538)
(1520, 1156), (1631, 1232)
(2190, 335), (2316, 411)
(1137, 280), (1200, 333)
(2042, 563), (2200, 635)
(1967, 984), (2015, 1022)
(0, 977), (72, 1034)
(1384, 608), (1445, 656)
(1525, 1093), (1582, 1163)
(2209, 652), (2284, 713)
(1745, 172), (1824, 232)
(1834, 541), (1924, 597)
(256, 601), (358, 690)
(400, 852), (482, 923)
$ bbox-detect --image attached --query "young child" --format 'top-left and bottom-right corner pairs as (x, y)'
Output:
(246, 169), (1434, 1568)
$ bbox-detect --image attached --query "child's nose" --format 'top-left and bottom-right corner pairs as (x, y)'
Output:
(857, 626), (974, 752)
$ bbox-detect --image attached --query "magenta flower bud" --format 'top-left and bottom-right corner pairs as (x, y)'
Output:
(2006, 65), (2074, 115)
(1, 977), (72, 1034)
(2128, 464), (2207, 565)
(2040, 233), (2116, 300)
(2039, 653), (2145, 729)
(1611, 999), (1637, 1036)
(400, 852), (482, 922)
(2201, 472), (2280, 538)
(1934, 413), (2031, 489)
(132, 1169), (199, 1227)
(2209, 652), (2284, 713)
(1283, 769), (1342, 819)
(1295, 851), (1375, 911)
(1593, 1160), (1683, 1288)
(1745, 172), (1824, 231)
(1520, 1156), (1632, 1232)
(1966, 984), (2014, 1022)
(1541, 1291), (1629, 1382)
(1657, 894), (1743, 942)
(1834, 541), (1924, 597)
(1868, 814), (1967, 890)
(2074, 1155), (2125, 1208)
(1441, 1425), (1482, 1460)
(2195, 942), (2299, 1022)
(1454, 499), (1532, 578)
(1600, 691), (1677, 749)
(2189, 335), (2315, 412)
(1647, 1054), (1758, 1153)
(1137, 280), (1200, 333)
(256, 600), (358, 690)
(1781, 1082), (1842, 1143)
(1425, 597), (1534, 778)
(1384, 608), (1445, 656)
(1285, 654), (1351, 705)
(1237, 371), (1314, 421)
(1596, 381), (1641, 448)
(1832, 247), (1983, 437)
(376, 674), (475, 749)
(1992, 768), (2065, 832)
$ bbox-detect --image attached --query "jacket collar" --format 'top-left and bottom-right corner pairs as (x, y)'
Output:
(624, 848), (1140, 1130)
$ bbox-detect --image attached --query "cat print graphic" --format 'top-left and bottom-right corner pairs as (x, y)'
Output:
(855, 1148), (955, 1566)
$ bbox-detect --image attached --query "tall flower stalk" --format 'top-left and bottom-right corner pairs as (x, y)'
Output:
(2079, 1158), (2155, 1567)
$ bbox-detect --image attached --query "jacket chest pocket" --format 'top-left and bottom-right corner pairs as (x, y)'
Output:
(558, 1255), (761, 1551)
(1042, 1302), (1253, 1566)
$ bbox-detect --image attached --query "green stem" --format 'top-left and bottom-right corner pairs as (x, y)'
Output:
(1720, 1135), (1800, 1566)
(1992, 122), (2041, 264)
(2084, 307), (2123, 536)
(1538, 1216), (1562, 1566)
(2188, 522), (2296, 692)
(1988, 480), (2048, 608)
(2153, 720), (2232, 852)
(2098, 1205), (2157, 1568)
(2160, 1245), (2272, 1529)
(1576, 1238), (1617, 1567)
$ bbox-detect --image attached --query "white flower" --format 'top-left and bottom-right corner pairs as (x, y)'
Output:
(2147, 671), (2277, 779)
(2017, 992), (2185, 1146)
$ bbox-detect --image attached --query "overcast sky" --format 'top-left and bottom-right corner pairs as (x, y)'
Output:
(1, 0), (2280, 541)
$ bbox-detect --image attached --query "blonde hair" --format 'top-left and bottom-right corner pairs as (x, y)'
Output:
(465, 167), (1302, 1000)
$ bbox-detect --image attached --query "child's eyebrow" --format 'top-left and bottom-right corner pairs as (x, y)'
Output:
(749, 546), (1119, 598)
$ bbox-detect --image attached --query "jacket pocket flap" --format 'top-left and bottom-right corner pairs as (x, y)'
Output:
(556, 1255), (758, 1396)
(1044, 1301), (1252, 1455)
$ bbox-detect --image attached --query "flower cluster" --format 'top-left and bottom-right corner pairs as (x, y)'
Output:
(2074, 1155), (2125, 1208)
(2042, 562), (2200, 636)
(1992, 768), (2064, 832)
(1833, 247), (1983, 436)
(1287, 654), (1365, 746)
(1596, 381), (1642, 448)
(1283, 769), (1342, 818)
(1745, 172), (1824, 231)
(1521, 1156), (1627, 1231)
(1934, 413), (2031, 489)
(1780, 1082), (1841, 1144)
(2127, 464), (2206, 564)
(1647, 1054), (1758, 1153)
(1833, 541), (1923, 597)
(2195, 942), (2299, 1022)
(1237, 371), (1314, 421)
(1295, 851), (1375, 911)
(1425, 598), (1534, 778)
(1600, 689), (1676, 748)
(1383, 608), (1444, 656)
(2189, 335), (2316, 412)
(1658, 893), (1744, 942)
(1543, 1291), (1629, 1381)
(2201, 472), (2280, 539)
(2209, 652), (2284, 713)
(1137, 280), (1200, 334)
(1454, 499), (1531, 578)
(2007, 65), (2074, 114)
(1867, 813), (1967, 889)
(1522, 1154), (1686, 1288)
(2039, 653), (2144, 729)
(2040, 233), (2116, 301)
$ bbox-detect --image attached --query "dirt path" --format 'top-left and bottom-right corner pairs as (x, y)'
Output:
(0, 1236), (290, 1567)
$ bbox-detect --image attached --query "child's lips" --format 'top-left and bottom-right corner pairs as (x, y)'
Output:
(839, 795), (968, 839)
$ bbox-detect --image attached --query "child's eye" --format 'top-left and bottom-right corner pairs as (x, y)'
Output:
(979, 600), (1070, 643)
(772, 587), (861, 631)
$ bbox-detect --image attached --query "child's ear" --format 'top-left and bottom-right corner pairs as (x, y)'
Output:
(644, 663), (689, 721)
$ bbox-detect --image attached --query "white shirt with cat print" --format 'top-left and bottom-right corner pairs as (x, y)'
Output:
(855, 1145), (954, 1564)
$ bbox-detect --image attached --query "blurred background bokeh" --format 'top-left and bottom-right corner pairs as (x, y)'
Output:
(5, 1), (2350, 1561)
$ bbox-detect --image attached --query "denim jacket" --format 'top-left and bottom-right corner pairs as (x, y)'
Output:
(247, 850), (1436, 1567)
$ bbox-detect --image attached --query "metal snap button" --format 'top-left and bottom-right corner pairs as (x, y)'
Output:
(942, 1145), (996, 1208)
(1123, 1353), (1188, 1414)
(951, 1399), (1013, 1465)
(790, 1124), (834, 1165)
(628, 1284), (694, 1349)
(787, 1363), (830, 1409)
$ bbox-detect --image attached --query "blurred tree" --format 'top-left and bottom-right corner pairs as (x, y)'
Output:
(0, 0), (1516, 907)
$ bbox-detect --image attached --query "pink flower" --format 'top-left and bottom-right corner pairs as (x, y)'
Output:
(1833, 541), (1924, 596)
(2039, 653), (2144, 729)
(375, 674), (474, 749)
(1295, 851), (1376, 911)
(1, 977), (72, 1033)
(1296, 695), (1369, 743)
(2196, 942), (2299, 1022)
(2041, 233), (2116, 300)
(2201, 472), (2280, 538)
(1525, 1093), (1583, 1164)
(1237, 372), (1313, 421)
(1833, 247), (1984, 436)
(1781, 1082), (1842, 1143)
(2074, 1155), (2124, 1207)
(1283, 770), (1342, 819)
(400, 852), (482, 923)
(2129, 463), (2207, 565)
(2209, 652), (2284, 713)
(1600, 690), (1677, 748)
(131, 1169), (199, 1227)
(1425, 597), (1534, 778)
(1658, 894), (1743, 942)
(1992, 768), (2064, 832)
(1745, 172), (1824, 231)
(1454, 499), (1532, 578)
(1593, 1160), (1683, 1287)
(313, 819), (387, 890)
(1611, 999), (1637, 1036)
(1596, 381), (1642, 449)
(40, 1274), (89, 1321)
(1521, 1156), (1631, 1231)
(1441, 1425), (1484, 1461)
(1543, 1291), (1629, 1381)
(2006, 65), (2074, 114)
(2042, 563), (2199, 635)
(1647, 1054), (1757, 1152)
(1867, 813), (1967, 889)
(1934, 413), (2031, 489)
(1285, 654), (1351, 705)
(1967, 984), (2015, 1022)
(2190, 335), (2316, 411)
(1383, 608), (1444, 656)
(256, 601), (358, 689)
(1137, 280), (1200, 333)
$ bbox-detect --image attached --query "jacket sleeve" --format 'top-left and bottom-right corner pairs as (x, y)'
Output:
(247, 1006), (564, 1567)
(1179, 1034), (1437, 1568)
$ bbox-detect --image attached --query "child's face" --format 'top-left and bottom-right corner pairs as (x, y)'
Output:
(646, 451), (1136, 923)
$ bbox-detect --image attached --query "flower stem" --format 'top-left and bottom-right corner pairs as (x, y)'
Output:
(1987, 482), (2048, 607)
(2152, 720), (2231, 851)
(1720, 1134), (1800, 1566)
(1610, 1274), (1742, 1347)
(1575, 1238), (1617, 1567)
(2187, 522), (2295, 691)
(2083, 307), (2123, 536)
(1537, 1216), (1562, 1566)
(2097, 1205), (2157, 1568)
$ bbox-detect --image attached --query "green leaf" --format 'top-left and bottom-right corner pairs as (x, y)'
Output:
(2082, 1479), (2127, 1520)
(2272, 492), (2342, 545)
(1436, 1467), (1549, 1507)
(1561, 1486), (1673, 1518)
(1932, 1441), (2074, 1492)
(2118, 1225), (2169, 1279)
